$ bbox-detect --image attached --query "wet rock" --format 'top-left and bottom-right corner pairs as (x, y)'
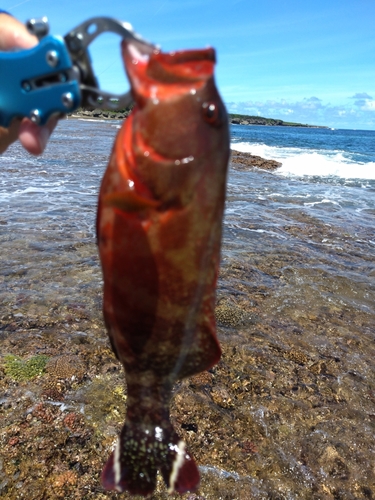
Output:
(210, 386), (234, 409)
(189, 370), (213, 389)
(215, 301), (252, 328)
(46, 355), (86, 381)
(283, 349), (309, 365)
(319, 446), (350, 480)
(230, 149), (282, 171)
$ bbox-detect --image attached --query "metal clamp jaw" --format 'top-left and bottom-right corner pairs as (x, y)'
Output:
(0, 16), (155, 127)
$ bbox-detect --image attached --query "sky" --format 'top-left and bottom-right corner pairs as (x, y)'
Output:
(4, 0), (375, 129)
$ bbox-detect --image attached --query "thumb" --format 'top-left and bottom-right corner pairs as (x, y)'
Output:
(0, 13), (38, 50)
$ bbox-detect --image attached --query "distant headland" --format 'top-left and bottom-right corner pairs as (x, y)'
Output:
(68, 108), (327, 128)
(229, 113), (328, 128)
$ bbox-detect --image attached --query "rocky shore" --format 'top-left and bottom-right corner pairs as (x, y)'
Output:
(68, 108), (274, 126)
(1, 128), (374, 499)
(68, 109), (283, 171)
(69, 109), (131, 121)
(69, 109), (324, 128)
(230, 116), (286, 126)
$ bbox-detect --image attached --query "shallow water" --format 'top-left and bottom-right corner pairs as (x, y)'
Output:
(0, 119), (374, 499)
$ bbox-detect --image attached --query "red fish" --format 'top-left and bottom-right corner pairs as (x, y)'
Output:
(97, 39), (229, 496)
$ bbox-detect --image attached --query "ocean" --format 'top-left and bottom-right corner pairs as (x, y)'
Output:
(1, 119), (374, 498)
(227, 124), (375, 280)
(2, 119), (373, 323)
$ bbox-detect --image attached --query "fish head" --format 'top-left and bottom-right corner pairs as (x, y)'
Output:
(121, 40), (229, 191)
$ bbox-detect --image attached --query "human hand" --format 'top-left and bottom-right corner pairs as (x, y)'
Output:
(0, 13), (58, 155)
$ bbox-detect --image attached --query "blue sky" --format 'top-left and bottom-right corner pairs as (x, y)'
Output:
(5, 0), (375, 129)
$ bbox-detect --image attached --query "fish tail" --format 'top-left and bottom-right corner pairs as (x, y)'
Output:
(101, 420), (199, 496)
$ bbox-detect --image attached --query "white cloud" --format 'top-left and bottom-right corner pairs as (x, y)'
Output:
(225, 96), (375, 129)
(351, 92), (375, 111)
(363, 100), (375, 111)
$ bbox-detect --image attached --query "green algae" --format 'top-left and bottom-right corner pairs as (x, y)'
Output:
(3, 354), (49, 381)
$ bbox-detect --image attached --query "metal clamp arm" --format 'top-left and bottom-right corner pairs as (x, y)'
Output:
(0, 16), (156, 127)
(64, 17), (156, 110)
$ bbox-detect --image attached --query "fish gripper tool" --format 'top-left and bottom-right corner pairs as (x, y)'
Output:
(0, 16), (156, 127)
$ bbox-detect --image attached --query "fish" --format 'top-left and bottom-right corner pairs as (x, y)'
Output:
(97, 38), (230, 496)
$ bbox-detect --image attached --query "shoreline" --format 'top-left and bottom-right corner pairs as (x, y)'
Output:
(68, 109), (328, 128)
(67, 112), (283, 171)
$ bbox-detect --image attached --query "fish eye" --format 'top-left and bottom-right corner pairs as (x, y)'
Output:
(202, 101), (222, 127)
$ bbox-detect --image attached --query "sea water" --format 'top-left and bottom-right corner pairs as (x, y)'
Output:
(1, 119), (374, 498)
(227, 124), (375, 260)
(1, 118), (374, 359)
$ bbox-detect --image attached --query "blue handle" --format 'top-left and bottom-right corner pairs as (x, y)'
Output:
(0, 35), (81, 127)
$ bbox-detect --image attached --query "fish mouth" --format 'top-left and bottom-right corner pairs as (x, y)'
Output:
(122, 40), (215, 85)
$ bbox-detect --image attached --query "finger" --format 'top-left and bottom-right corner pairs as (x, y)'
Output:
(0, 119), (21, 154)
(0, 13), (37, 50)
(18, 116), (59, 155)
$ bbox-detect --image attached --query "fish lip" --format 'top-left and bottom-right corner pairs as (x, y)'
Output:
(122, 40), (215, 65)
(122, 38), (157, 65)
(155, 47), (216, 65)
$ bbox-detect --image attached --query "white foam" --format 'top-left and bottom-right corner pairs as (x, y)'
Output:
(78, 118), (108, 123)
(304, 198), (340, 207)
(231, 142), (375, 180)
(0, 184), (66, 201)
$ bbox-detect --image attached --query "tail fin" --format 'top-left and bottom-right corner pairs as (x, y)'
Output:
(101, 421), (200, 496)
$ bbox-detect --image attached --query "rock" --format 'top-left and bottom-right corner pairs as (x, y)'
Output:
(215, 301), (253, 328)
(91, 109), (103, 117)
(230, 149), (281, 171)
(210, 386), (234, 409)
(46, 355), (86, 381)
